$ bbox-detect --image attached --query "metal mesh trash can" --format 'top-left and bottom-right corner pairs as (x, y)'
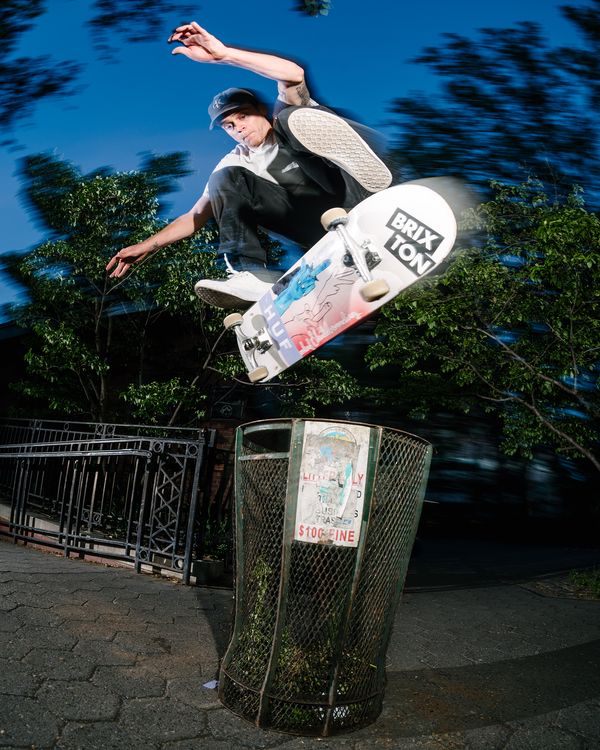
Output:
(218, 418), (431, 736)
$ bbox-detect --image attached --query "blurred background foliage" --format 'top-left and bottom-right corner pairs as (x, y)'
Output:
(0, 0), (598, 487)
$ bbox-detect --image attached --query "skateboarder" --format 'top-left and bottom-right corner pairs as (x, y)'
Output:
(106, 22), (392, 308)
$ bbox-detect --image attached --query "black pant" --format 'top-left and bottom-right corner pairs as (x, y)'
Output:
(207, 106), (370, 273)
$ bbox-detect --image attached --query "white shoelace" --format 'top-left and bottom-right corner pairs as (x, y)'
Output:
(224, 254), (240, 277)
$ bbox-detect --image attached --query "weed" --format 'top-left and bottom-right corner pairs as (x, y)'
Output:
(569, 568), (600, 598)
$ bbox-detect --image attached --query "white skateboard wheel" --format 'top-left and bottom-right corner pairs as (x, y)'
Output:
(248, 366), (269, 383)
(223, 313), (243, 329)
(321, 207), (348, 231)
(360, 279), (390, 302)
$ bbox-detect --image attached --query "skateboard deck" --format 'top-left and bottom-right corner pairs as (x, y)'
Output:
(225, 181), (458, 382)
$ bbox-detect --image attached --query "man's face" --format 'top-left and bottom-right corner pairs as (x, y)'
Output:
(219, 105), (272, 148)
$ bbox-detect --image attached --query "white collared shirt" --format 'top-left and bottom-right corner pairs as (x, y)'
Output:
(202, 98), (319, 199)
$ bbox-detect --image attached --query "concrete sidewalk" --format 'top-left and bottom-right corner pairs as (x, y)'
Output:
(1, 536), (599, 749)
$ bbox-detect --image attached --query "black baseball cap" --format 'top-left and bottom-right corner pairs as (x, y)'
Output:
(208, 88), (262, 129)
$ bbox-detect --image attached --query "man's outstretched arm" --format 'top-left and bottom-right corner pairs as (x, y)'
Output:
(106, 196), (213, 279)
(168, 22), (311, 106)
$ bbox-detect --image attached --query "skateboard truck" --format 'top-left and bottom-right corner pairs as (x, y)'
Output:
(224, 313), (271, 383)
(242, 333), (272, 354)
(321, 208), (390, 302)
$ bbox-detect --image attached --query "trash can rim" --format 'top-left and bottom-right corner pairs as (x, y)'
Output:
(238, 417), (431, 446)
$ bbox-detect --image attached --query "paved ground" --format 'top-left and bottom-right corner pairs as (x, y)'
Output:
(1, 535), (599, 749)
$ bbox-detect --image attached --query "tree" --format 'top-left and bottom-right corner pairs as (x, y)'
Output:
(0, 1), (200, 133)
(3, 151), (223, 421)
(388, 1), (600, 205)
(294, 1), (333, 15)
(3, 151), (362, 425)
(0, 0), (330, 135)
(366, 180), (600, 473)
(250, 357), (362, 419)
(0, 1), (80, 135)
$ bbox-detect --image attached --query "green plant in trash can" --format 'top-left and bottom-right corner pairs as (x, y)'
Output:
(233, 556), (379, 728)
(276, 626), (331, 692)
(275, 629), (377, 728)
(235, 557), (276, 681)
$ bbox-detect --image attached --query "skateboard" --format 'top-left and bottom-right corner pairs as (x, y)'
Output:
(224, 181), (458, 383)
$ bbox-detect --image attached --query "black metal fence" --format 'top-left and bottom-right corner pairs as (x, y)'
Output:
(0, 418), (228, 584)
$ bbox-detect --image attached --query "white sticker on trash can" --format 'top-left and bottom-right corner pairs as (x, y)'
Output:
(294, 422), (370, 547)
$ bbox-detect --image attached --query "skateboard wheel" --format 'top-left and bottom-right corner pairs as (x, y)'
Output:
(223, 313), (243, 329)
(321, 207), (348, 231)
(248, 366), (269, 383)
(360, 279), (390, 302)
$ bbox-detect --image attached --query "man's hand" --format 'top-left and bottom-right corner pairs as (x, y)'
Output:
(168, 22), (228, 63)
(105, 209), (209, 280)
(168, 23), (305, 89)
(106, 244), (152, 279)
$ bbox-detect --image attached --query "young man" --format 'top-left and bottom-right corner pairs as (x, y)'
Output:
(106, 22), (392, 308)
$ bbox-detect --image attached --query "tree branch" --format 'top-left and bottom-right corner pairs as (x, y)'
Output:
(474, 326), (594, 411)
(493, 390), (599, 472)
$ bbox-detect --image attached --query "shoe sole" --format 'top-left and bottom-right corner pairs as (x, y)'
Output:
(194, 281), (256, 310)
(288, 109), (392, 193)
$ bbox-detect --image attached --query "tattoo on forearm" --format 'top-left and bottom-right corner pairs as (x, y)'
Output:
(295, 81), (311, 105)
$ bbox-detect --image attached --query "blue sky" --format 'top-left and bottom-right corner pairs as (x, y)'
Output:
(0, 0), (584, 309)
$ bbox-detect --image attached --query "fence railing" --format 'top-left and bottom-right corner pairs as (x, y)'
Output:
(0, 418), (230, 585)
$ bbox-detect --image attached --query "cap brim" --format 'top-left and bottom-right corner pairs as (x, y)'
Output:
(209, 103), (246, 130)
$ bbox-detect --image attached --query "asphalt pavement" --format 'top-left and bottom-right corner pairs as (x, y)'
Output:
(1, 535), (599, 749)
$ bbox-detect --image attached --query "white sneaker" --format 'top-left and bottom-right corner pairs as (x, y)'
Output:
(194, 267), (273, 309)
(288, 109), (392, 193)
